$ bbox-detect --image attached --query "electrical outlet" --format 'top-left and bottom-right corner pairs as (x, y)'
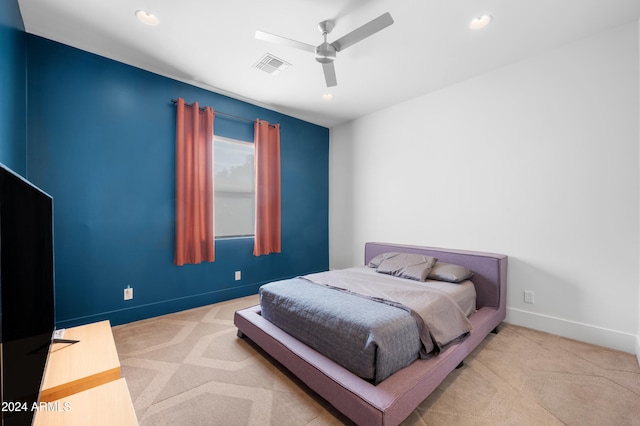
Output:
(524, 290), (534, 304)
(124, 286), (133, 301)
(235, 271), (241, 281)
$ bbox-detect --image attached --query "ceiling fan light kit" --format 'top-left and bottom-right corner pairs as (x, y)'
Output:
(255, 12), (394, 87)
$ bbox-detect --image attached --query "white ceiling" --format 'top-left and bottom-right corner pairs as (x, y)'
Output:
(18, 0), (640, 128)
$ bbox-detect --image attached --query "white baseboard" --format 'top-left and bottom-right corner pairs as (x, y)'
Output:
(505, 307), (637, 354)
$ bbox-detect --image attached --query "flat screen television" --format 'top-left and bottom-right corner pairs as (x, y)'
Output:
(0, 163), (55, 426)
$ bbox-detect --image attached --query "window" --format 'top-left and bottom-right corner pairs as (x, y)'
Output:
(214, 136), (255, 238)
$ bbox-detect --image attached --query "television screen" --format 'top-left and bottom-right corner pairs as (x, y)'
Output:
(0, 163), (55, 426)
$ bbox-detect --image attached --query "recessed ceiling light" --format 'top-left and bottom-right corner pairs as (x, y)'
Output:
(469, 14), (492, 30)
(322, 93), (334, 101)
(136, 10), (159, 26)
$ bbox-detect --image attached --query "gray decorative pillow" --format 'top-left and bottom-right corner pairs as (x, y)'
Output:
(428, 262), (474, 283)
(376, 253), (437, 282)
(368, 252), (400, 268)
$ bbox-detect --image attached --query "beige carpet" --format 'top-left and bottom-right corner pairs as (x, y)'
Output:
(113, 295), (640, 425)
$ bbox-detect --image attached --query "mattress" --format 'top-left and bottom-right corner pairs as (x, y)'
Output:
(259, 267), (476, 384)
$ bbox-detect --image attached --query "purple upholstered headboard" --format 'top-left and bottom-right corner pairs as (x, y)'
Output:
(364, 242), (507, 313)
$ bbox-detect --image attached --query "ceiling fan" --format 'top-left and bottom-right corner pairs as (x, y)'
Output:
(255, 12), (394, 87)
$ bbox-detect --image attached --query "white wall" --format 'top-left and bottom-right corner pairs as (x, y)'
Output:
(330, 22), (639, 353)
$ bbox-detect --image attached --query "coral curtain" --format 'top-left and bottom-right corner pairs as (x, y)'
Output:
(253, 120), (281, 256)
(174, 98), (215, 265)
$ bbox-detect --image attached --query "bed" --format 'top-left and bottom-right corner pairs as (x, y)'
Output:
(234, 242), (507, 425)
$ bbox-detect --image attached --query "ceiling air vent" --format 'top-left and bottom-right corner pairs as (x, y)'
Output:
(254, 53), (291, 75)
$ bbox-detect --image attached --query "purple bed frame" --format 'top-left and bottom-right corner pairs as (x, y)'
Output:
(234, 242), (507, 425)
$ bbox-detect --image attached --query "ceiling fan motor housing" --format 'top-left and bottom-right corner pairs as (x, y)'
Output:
(315, 42), (336, 63)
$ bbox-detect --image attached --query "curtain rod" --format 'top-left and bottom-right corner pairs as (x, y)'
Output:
(171, 99), (275, 126)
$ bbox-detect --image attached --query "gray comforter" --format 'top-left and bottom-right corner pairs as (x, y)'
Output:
(259, 268), (473, 384)
(304, 269), (473, 355)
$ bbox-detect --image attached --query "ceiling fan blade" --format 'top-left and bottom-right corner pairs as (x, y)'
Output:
(322, 62), (337, 87)
(255, 30), (316, 53)
(331, 12), (394, 52)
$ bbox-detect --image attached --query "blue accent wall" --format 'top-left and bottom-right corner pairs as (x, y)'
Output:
(26, 35), (329, 327)
(0, 0), (26, 174)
